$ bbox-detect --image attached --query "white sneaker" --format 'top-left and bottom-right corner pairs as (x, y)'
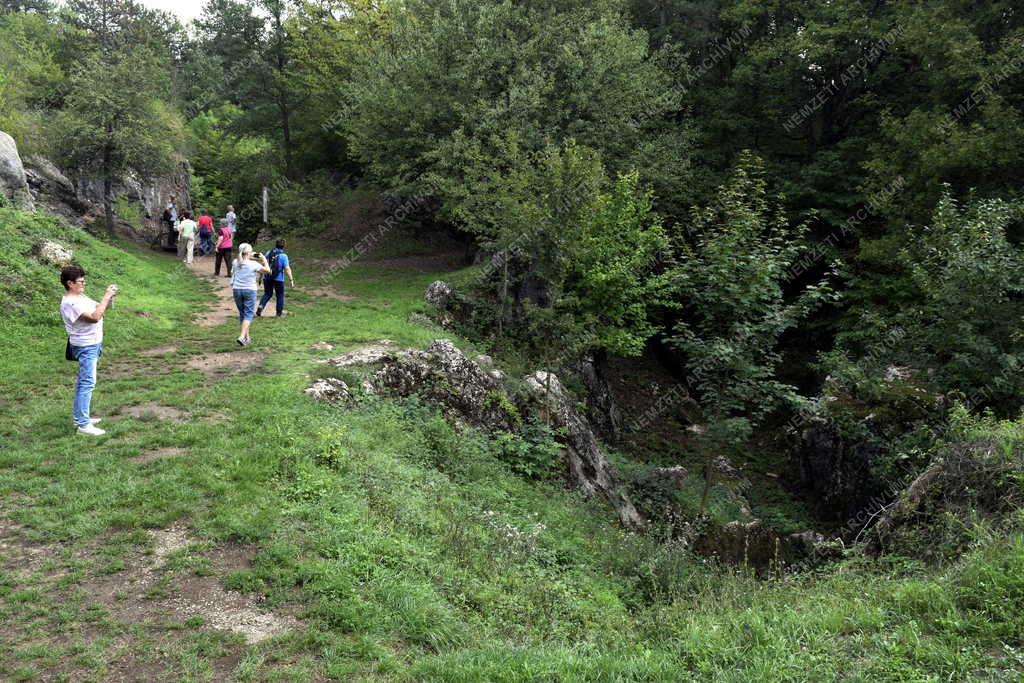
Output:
(77, 424), (106, 436)
(72, 418), (102, 426)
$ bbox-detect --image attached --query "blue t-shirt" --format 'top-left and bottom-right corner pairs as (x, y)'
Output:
(265, 250), (290, 282)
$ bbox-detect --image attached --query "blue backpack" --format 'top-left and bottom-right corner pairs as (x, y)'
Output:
(267, 248), (284, 280)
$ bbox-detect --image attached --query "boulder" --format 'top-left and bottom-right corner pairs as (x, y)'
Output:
(373, 339), (519, 431)
(34, 240), (74, 267)
(0, 131), (34, 210)
(304, 378), (351, 402)
(24, 155), (87, 223)
(652, 465), (689, 487)
(324, 341), (397, 366)
(425, 280), (453, 310)
(523, 370), (645, 530)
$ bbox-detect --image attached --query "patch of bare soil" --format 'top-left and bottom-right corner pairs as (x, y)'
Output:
(0, 519), (58, 581)
(184, 260), (240, 328)
(80, 522), (301, 646)
(139, 345), (179, 357)
(184, 350), (267, 377)
(131, 447), (188, 465)
(122, 403), (190, 422)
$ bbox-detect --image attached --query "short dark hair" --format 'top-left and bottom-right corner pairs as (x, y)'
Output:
(275, 238), (286, 249)
(61, 265), (85, 291)
(182, 211), (191, 220)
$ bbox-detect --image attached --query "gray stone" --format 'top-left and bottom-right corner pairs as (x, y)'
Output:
(0, 131), (34, 210)
(523, 370), (645, 530)
(373, 339), (518, 431)
(325, 340), (397, 366)
(34, 240), (74, 267)
(651, 465), (689, 487)
(425, 280), (452, 309)
(304, 378), (351, 402)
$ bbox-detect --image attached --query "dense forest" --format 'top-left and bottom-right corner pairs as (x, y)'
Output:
(4, 0), (1024, 678)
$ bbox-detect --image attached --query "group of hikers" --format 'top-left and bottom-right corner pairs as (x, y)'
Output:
(161, 197), (236, 268)
(60, 197), (295, 436)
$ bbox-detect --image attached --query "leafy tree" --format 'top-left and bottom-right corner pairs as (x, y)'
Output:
(463, 139), (671, 362)
(667, 153), (836, 480)
(0, 11), (64, 151)
(56, 46), (182, 233)
(342, 0), (688, 213)
(845, 190), (1024, 413)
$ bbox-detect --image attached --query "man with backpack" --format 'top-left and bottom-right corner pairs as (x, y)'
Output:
(257, 238), (295, 317)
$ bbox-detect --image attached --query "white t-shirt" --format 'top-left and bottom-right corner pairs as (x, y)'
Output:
(60, 294), (103, 346)
(225, 211), (237, 234)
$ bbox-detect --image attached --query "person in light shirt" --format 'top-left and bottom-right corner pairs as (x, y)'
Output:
(177, 211), (198, 264)
(60, 266), (118, 436)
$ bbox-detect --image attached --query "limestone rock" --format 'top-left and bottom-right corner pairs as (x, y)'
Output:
(34, 240), (74, 267)
(325, 340), (396, 366)
(523, 370), (645, 530)
(304, 378), (351, 402)
(0, 131), (34, 210)
(373, 339), (518, 431)
(652, 465), (689, 487)
(424, 280), (453, 309)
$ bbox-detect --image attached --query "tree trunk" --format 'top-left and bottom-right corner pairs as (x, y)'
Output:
(102, 138), (114, 236)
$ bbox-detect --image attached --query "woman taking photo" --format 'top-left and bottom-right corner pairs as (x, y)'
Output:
(230, 243), (270, 346)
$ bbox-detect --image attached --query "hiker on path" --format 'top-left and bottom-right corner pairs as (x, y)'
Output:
(214, 219), (234, 277)
(161, 206), (175, 247)
(257, 239), (295, 318)
(197, 209), (214, 256)
(60, 266), (118, 436)
(230, 243), (270, 346)
(225, 205), (237, 236)
(166, 198), (179, 247)
(177, 211), (198, 264)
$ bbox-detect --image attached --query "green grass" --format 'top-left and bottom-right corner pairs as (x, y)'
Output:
(1, 205), (1024, 680)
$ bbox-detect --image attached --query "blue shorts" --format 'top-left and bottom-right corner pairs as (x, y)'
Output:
(233, 288), (257, 322)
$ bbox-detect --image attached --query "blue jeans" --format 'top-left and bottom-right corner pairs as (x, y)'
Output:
(71, 343), (102, 427)
(199, 233), (214, 255)
(259, 278), (286, 316)
(233, 288), (257, 322)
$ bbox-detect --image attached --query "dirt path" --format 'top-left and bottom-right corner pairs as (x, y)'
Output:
(184, 256), (240, 328)
(2, 253), (307, 680)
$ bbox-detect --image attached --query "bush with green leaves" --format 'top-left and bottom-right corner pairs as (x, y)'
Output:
(462, 140), (672, 364)
(668, 152), (837, 430)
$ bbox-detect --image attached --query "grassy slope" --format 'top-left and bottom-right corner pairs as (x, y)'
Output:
(1, 206), (1023, 681)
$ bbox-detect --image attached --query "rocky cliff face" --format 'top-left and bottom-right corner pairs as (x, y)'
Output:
(0, 131), (35, 210)
(2, 128), (191, 241)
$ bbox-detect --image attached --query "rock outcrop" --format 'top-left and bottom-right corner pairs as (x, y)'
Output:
(796, 420), (887, 525)
(304, 378), (352, 402)
(21, 152), (191, 239)
(523, 371), (645, 529)
(694, 520), (841, 570)
(576, 352), (622, 443)
(23, 155), (87, 222)
(0, 131), (34, 210)
(867, 439), (1024, 558)
(373, 339), (519, 431)
(322, 338), (646, 529)
(33, 240), (74, 267)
